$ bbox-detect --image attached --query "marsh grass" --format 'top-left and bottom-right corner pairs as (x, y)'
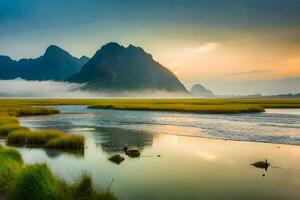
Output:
(71, 173), (117, 200)
(0, 158), (22, 194)
(0, 116), (18, 125)
(89, 103), (265, 114)
(8, 129), (63, 146)
(7, 107), (59, 117)
(46, 135), (85, 149)
(0, 146), (117, 200)
(0, 148), (23, 194)
(8, 129), (85, 150)
(0, 147), (23, 164)
(0, 103), (84, 150)
(0, 124), (28, 137)
(9, 164), (65, 200)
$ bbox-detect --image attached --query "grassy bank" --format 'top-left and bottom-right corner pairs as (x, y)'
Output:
(0, 98), (299, 115)
(87, 98), (300, 114)
(0, 104), (84, 150)
(88, 103), (265, 114)
(0, 146), (116, 200)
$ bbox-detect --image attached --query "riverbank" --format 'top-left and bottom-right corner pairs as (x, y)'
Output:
(1, 98), (300, 114)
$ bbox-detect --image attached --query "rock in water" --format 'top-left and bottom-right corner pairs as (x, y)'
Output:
(125, 149), (141, 158)
(108, 154), (125, 164)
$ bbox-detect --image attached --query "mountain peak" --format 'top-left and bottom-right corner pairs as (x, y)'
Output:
(0, 55), (13, 63)
(44, 45), (69, 57)
(101, 42), (123, 51)
(67, 42), (188, 93)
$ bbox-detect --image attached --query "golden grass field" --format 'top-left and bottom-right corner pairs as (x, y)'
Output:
(1, 98), (300, 114)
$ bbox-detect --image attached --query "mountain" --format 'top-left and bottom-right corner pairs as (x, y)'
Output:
(191, 84), (215, 97)
(0, 56), (19, 79)
(67, 42), (188, 92)
(0, 45), (89, 81)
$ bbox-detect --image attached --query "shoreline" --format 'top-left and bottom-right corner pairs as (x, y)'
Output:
(19, 107), (300, 147)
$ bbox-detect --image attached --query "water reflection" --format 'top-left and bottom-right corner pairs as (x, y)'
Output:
(44, 148), (85, 158)
(92, 127), (153, 154)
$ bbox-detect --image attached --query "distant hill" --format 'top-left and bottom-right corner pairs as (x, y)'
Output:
(191, 84), (215, 97)
(0, 45), (89, 81)
(67, 42), (188, 92)
(0, 56), (19, 79)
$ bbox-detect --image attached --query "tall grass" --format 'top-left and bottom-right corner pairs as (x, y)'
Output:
(0, 157), (22, 194)
(46, 135), (85, 149)
(0, 124), (28, 137)
(9, 164), (64, 200)
(7, 107), (60, 117)
(8, 129), (85, 150)
(0, 148), (23, 194)
(0, 116), (18, 125)
(0, 146), (117, 200)
(8, 129), (63, 146)
(0, 147), (23, 163)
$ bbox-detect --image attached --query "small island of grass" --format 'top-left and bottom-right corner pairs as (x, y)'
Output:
(0, 104), (85, 150)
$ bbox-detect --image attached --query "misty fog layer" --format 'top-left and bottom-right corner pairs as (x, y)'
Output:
(0, 79), (189, 98)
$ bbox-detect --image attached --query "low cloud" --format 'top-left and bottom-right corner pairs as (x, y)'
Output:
(195, 42), (219, 53)
(0, 78), (189, 98)
(228, 69), (270, 76)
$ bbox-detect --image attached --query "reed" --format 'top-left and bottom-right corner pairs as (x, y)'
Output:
(0, 124), (28, 137)
(46, 135), (85, 149)
(8, 129), (85, 150)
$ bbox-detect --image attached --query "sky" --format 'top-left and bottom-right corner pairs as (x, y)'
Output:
(0, 0), (300, 95)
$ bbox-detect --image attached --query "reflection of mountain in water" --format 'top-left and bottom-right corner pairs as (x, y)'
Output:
(45, 148), (84, 158)
(92, 127), (154, 154)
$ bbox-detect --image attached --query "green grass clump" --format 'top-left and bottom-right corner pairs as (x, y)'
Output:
(7, 107), (59, 117)
(8, 129), (63, 146)
(0, 116), (18, 125)
(71, 173), (117, 200)
(0, 123), (28, 137)
(0, 157), (22, 194)
(0, 146), (117, 200)
(8, 129), (85, 150)
(46, 135), (85, 149)
(9, 164), (63, 200)
(0, 147), (23, 164)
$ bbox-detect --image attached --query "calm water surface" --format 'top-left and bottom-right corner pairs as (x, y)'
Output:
(18, 106), (300, 200)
